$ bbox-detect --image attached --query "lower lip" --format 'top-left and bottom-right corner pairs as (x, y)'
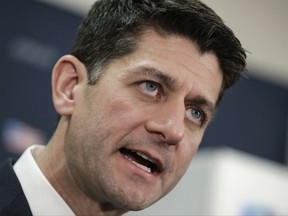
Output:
(118, 151), (160, 179)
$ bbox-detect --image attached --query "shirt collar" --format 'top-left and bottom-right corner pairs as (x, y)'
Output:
(13, 145), (75, 216)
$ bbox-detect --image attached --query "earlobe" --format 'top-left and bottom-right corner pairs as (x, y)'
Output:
(51, 55), (86, 116)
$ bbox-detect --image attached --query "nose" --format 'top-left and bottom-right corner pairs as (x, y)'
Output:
(145, 101), (185, 145)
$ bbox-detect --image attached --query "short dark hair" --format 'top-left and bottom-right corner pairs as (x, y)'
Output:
(72, 0), (246, 97)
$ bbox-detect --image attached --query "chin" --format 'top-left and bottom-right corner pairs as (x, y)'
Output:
(107, 188), (160, 212)
(120, 201), (153, 212)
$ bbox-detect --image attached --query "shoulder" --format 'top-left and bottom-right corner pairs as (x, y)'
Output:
(0, 159), (32, 215)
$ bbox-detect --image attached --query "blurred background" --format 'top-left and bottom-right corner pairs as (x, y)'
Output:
(0, 0), (287, 215)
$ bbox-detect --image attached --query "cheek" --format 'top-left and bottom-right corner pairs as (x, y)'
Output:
(110, 99), (134, 117)
(178, 144), (197, 170)
(177, 128), (204, 153)
(164, 142), (198, 195)
(174, 130), (204, 175)
(107, 98), (145, 129)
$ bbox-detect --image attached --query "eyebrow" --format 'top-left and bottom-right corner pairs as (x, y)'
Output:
(127, 66), (179, 90)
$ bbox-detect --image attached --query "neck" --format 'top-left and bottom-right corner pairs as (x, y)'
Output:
(34, 117), (127, 216)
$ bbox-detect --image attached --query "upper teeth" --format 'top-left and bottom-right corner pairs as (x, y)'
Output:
(135, 151), (157, 164)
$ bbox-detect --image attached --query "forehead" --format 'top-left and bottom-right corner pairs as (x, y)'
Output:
(138, 30), (220, 75)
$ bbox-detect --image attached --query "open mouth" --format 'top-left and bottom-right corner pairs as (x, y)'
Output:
(120, 148), (161, 174)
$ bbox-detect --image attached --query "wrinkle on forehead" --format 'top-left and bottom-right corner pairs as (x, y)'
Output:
(140, 31), (221, 76)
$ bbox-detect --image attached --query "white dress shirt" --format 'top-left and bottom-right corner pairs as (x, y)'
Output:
(13, 145), (75, 216)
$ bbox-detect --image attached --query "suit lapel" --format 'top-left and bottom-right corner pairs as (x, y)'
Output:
(0, 159), (33, 215)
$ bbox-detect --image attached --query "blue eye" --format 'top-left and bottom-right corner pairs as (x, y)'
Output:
(145, 82), (158, 92)
(138, 81), (161, 98)
(191, 108), (202, 119)
(186, 106), (204, 125)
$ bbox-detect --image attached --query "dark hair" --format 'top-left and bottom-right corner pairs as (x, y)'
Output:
(72, 0), (246, 97)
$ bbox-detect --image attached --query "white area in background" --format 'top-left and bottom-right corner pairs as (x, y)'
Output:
(203, 0), (288, 88)
(126, 148), (288, 216)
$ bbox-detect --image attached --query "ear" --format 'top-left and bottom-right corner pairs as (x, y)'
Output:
(51, 55), (87, 116)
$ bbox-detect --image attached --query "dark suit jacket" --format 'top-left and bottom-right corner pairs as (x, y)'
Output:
(0, 159), (32, 215)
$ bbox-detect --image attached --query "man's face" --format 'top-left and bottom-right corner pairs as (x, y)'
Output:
(65, 31), (222, 210)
